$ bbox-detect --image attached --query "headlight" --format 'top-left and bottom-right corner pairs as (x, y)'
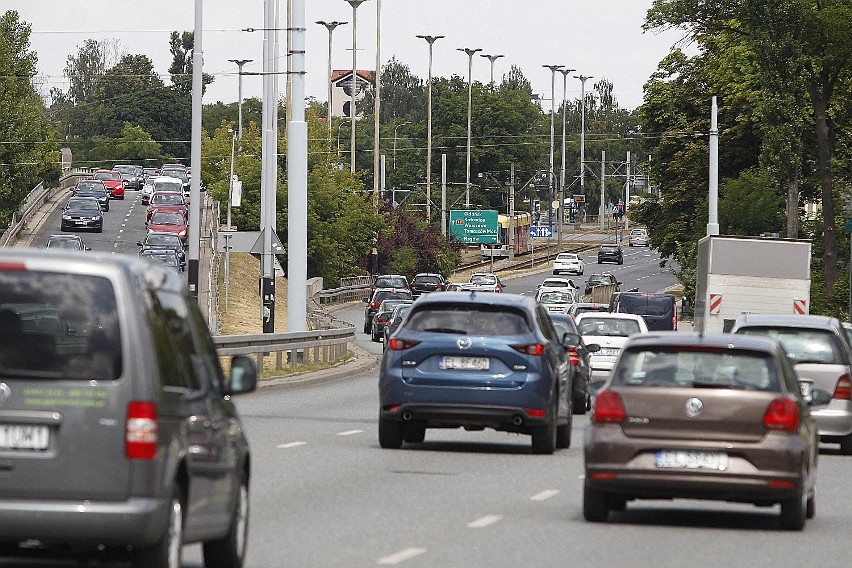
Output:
(62, 215), (72, 220)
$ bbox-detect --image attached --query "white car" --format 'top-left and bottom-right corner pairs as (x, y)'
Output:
(140, 181), (155, 205)
(538, 277), (579, 294)
(575, 312), (648, 390)
(535, 289), (575, 315)
(553, 252), (584, 275)
(629, 228), (649, 247)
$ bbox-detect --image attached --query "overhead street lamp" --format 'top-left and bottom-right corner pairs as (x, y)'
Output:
(417, 34), (443, 220)
(345, 0), (369, 174)
(393, 121), (410, 169)
(480, 53), (504, 87)
(316, 21), (347, 144)
(228, 59), (253, 140)
(557, 67), (575, 248)
(458, 47), (482, 209)
(542, 64), (563, 233)
(575, 74), (594, 197)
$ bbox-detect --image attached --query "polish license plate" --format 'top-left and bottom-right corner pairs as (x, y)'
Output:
(75, 220), (87, 225)
(655, 450), (728, 471)
(440, 356), (489, 371)
(0, 424), (50, 451)
(600, 348), (620, 356)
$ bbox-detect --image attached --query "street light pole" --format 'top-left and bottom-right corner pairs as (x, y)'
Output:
(345, 0), (368, 174)
(316, 21), (346, 144)
(417, 34), (443, 220)
(392, 121), (410, 170)
(557, 67), (575, 248)
(228, 59), (253, 140)
(480, 53), (504, 87)
(543, 64), (563, 234)
(575, 74), (593, 197)
(458, 47), (482, 209)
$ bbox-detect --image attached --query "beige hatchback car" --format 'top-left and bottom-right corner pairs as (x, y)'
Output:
(584, 332), (818, 530)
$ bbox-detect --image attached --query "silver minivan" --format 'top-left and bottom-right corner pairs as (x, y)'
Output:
(732, 313), (852, 454)
(0, 249), (258, 567)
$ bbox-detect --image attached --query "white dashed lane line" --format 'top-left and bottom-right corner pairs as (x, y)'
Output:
(377, 547), (427, 565)
(337, 430), (363, 436)
(276, 441), (306, 449)
(467, 515), (502, 528)
(530, 489), (560, 501)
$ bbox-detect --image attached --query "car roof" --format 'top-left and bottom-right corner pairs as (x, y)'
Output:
(733, 313), (840, 330)
(413, 291), (536, 311)
(624, 331), (782, 354)
(576, 312), (645, 321)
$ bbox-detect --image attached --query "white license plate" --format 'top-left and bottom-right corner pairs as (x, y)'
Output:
(600, 348), (620, 356)
(75, 220), (87, 225)
(0, 424), (49, 451)
(655, 450), (728, 471)
(439, 356), (489, 371)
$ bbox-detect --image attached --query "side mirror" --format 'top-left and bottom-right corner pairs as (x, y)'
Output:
(561, 332), (581, 347)
(226, 355), (257, 395)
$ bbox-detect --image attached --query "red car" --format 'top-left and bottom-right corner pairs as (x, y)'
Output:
(92, 170), (125, 199)
(146, 191), (188, 224)
(147, 211), (188, 245)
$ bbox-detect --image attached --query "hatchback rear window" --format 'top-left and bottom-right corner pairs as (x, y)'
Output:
(0, 271), (121, 380)
(736, 327), (844, 365)
(414, 276), (441, 284)
(406, 305), (530, 335)
(375, 276), (407, 288)
(618, 294), (673, 316)
(613, 348), (780, 392)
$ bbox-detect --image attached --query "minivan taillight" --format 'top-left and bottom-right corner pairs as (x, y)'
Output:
(126, 401), (158, 460)
(833, 375), (852, 400)
(593, 390), (626, 424)
(763, 397), (799, 432)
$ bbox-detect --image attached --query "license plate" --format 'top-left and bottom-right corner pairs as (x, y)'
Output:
(0, 424), (49, 451)
(439, 356), (489, 371)
(655, 450), (728, 471)
(75, 220), (87, 225)
(600, 348), (620, 356)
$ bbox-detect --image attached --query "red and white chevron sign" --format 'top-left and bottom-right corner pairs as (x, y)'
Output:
(794, 298), (807, 315)
(709, 293), (722, 315)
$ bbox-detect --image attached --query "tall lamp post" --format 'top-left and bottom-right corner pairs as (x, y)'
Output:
(228, 59), (253, 140)
(480, 53), (504, 87)
(458, 47), (482, 209)
(316, 21), (346, 143)
(575, 74), (593, 197)
(557, 67), (575, 248)
(543, 64), (563, 233)
(345, 0), (369, 174)
(417, 34), (443, 220)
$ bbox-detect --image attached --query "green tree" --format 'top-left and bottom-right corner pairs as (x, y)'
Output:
(88, 123), (164, 167)
(63, 38), (107, 104)
(168, 31), (214, 96)
(719, 169), (785, 235)
(0, 11), (58, 223)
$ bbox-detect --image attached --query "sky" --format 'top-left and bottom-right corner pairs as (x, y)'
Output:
(8, 1), (688, 111)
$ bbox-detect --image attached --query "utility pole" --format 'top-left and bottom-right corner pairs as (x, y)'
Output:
(600, 150), (606, 231)
(228, 59), (253, 140)
(543, 64), (563, 234)
(373, 0), (381, 205)
(458, 47), (482, 209)
(509, 163), (515, 260)
(188, 0), (203, 298)
(625, 150), (631, 239)
(441, 154), (447, 236)
(708, 96), (720, 236)
(316, 22), (346, 143)
(417, 34), (443, 220)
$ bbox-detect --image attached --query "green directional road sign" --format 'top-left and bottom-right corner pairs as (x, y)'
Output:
(449, 210), (499, 244)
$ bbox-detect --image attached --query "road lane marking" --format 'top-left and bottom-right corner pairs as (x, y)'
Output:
(276, 441), (306, 449)
(467, 515), (502, 528)
(377, 547), (427, 565)
(530, 489), (560, 501)
(338, 430), (363, 436)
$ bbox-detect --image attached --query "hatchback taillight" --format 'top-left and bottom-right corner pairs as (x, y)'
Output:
(370, 301), (380, 309)
(376, 315), (389, 323)
(593, 390), (626, 424)
(566, 346), (580, 365)
(763, 397), (799, 432)
(126, 401), (158, 460)
(389, 338), (420, 351)
(511, 343), (544, 356)
(833, 375), (852, 400)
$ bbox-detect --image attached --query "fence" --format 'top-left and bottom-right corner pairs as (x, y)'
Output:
(213, 325), (356, 371)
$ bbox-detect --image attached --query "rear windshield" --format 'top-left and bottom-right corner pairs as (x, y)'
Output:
(373, 290), (412, 303)
(612, 348), (780, 392)
(578, 317), (641, 337)
(539, 291), (572, 304)
(406, 305), (531, 335)
(375, 276), (407, 288)
(470, 274), (497, 285)
(414, 276), (441, 284)
(0, 271), (121, 380)
(618, 294), (673, 316)
(737, 327), (844, 365)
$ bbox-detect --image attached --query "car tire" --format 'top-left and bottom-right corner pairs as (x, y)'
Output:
(779, 487), (807, 531)
(378, 417), (403, 449)
(133, 486), (184, 568)
(97, 227), (103, 233)
(583, 483), (610, 522)
(371, 331), (379, 342)
(403, 424), (426, 444)
(203, 473), (249, 568)
(556, 413), (572, 449)
(806, 490), (816, 519)
(572, 393), (588, 415)
(839, 432), (852, 455)
(531, 396), (558, 455)
(363, 321), (370, 334)
(618, 259), (623, 265)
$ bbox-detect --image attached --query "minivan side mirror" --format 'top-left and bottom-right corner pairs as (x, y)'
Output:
(226, 355), (258, 395)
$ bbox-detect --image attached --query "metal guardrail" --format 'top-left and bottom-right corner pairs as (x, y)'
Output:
(316, 284), (372, 305)
(213, 325), (356, 371)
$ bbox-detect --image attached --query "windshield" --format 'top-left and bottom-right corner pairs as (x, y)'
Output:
(539, 291), (572, 304)
(578, 316), (641, 337)
(66, 199), (100, 211)
(151, 213), (184, 225)
(94, 172), (120, 181)
(151, 192), (184, 204)
(406, 305), (530, 335)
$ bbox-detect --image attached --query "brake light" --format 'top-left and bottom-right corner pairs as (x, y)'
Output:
(511, 343), (544, 356)
(126, 401), (158, 459)
(376, 315), (389, 323)
(494, 285), (501, 293)
(524, 408), (546, 418)
(833, 375), (852, 400)
(593, 390), (626, 424)
(763, 397), (799, 432)
(566, 346), (580, 365)
(389, 338), (420, 350)
(370, 301), (380, 309)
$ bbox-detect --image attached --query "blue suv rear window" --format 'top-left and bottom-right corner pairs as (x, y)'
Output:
(406, 305), (530, 335)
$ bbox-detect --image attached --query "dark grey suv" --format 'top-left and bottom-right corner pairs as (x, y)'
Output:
(0, 249), (257, 568)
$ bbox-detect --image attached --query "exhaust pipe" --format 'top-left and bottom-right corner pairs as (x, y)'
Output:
(512, 415), (523, 426)
(402, 411), (413, 422)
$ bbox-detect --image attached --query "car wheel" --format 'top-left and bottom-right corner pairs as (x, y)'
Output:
(203, 473), (249, 568)
(378, 417), (403, 449)
(839, 432), (852, 455)
(556, 412), (572, 449)
(403, 424), (426, 444)
(133, 486), (183, 568)
(806, 489), (816, 519)
(97, 227), (103, 233)
(363, 321), (370, 334)
(618, 259), (623, 265)
(572, 392), (588, 415)
(371, 331), (380, 342)
(583, 483), (610, 522)
(531, 396), (558, 455)
(779, 485), (807, 530)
